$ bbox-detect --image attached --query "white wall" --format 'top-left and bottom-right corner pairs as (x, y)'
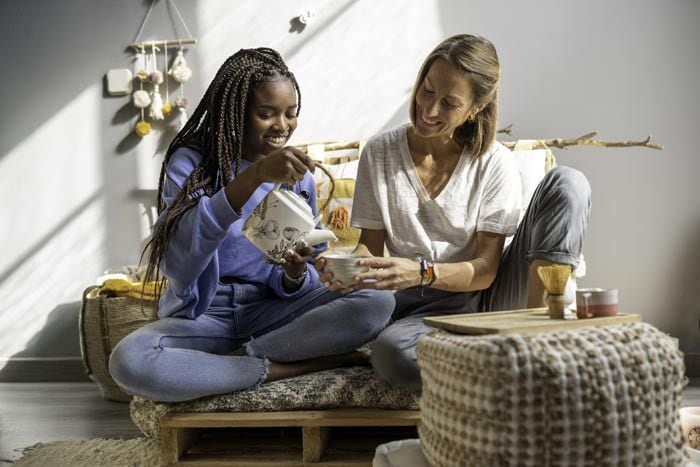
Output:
(1, 0), (698, 370)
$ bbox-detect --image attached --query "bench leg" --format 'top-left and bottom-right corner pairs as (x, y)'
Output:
(302, 426), (330, 463)
(161, 427), (202, 465)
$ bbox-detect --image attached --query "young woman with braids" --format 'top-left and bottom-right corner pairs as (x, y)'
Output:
(109, 48), (395, 402)
(318, 34), (591, 388)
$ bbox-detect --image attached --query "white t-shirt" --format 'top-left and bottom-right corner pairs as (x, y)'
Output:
(351, 125), (522, 263)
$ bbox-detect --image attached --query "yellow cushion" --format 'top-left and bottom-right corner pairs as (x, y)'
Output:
(317, 178), (360, 249)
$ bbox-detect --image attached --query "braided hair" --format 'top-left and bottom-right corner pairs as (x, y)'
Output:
(142, 47), (301, 295)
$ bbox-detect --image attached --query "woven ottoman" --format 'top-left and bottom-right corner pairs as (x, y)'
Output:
(131, 366), (420, 465)
(416, 322), (685, 467)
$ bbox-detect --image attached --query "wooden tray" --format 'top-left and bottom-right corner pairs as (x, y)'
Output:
(423, 307), (641, 335)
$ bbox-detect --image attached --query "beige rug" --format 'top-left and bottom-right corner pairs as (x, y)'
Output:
(14, 437), (162, 466)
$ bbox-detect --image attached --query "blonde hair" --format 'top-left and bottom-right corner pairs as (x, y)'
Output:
(409, 34), (500, 158)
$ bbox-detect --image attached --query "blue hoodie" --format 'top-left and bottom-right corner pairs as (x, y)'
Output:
(156, 147), (323, 319)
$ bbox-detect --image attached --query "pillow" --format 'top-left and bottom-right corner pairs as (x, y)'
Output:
(315, 159), (361, 250)
(510, 140), (557, 222)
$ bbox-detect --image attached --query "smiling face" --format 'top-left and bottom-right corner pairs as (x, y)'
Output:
(412, 57), (478, 140)
(243, 78), (298, 160)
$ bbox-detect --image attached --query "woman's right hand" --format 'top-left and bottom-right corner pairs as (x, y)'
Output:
(225, 146), (315, 213)
(252, 146), (315, 185)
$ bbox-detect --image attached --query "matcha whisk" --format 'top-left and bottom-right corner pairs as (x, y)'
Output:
(537, 264), (573, 319)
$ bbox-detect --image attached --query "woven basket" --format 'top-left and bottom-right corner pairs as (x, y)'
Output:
(416, 323), (685, 467)
(79, 285), (158, 402)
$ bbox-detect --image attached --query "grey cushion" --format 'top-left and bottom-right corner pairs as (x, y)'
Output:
(131, 366), (420, 439)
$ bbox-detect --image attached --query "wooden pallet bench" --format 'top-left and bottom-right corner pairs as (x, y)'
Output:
(161, 409), (421, 466)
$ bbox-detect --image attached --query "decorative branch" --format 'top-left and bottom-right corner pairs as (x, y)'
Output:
(497, 124), (513, 135)
(296, 141), (359, 152)
(296, 131), (664, 154)
(501, 131), (663, 151)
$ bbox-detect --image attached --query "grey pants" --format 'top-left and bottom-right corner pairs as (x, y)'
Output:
(371, 166), (592, 388)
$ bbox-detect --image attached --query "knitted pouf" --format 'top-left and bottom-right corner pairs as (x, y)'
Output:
(416, 323), (685, 467)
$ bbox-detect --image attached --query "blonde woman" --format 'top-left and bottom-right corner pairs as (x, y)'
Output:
(318, 34), (590, 388)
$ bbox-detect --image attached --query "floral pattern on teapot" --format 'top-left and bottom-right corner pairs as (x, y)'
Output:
(243, 196), (312, 262)
(243, 184), (337, 263)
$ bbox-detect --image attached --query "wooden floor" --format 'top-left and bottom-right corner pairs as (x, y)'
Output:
(0, 383), (141, 465)
(2, 380), (700, 465)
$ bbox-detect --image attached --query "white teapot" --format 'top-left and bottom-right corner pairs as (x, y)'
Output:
(243, 183), (337, 263)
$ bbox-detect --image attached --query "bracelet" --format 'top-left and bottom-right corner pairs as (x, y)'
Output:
(419, 257), (435, 296)
(283, 267), (307, 286)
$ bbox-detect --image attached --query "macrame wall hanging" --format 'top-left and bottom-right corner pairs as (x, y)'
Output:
(129, 0), (196, 138)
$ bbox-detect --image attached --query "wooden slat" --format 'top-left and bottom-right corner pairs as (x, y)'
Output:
(173, 459), (365, 467)
(161, 410), (420, 429)
(424, 309), (640, 335)
(174, 460), (303, 467)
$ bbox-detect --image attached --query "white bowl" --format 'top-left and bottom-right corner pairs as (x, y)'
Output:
(681, 407), (700, 450)
(322, 253), (370, 286)
(685, 445), (700, 465)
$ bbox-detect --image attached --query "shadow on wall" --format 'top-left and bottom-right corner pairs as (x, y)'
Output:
(0, 302), (89, 382)
(0, 191), (102, 291)
(0, 2), (140, 162)
(674, 219), (700, 358)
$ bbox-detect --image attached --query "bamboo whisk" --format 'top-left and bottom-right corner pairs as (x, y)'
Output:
(537, 264), (573, 319)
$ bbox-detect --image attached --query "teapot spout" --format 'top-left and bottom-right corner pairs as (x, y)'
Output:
(305, 229), (337, 246)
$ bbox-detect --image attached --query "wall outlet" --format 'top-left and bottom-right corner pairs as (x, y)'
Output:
(106, 69), (133, 96)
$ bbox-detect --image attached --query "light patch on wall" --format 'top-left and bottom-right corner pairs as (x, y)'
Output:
(0, 199), (106, 358)
(195, 1), (299, 81)
(194, 0), (444, 142)
(0, 84), (102, 273)
(136, 133), (162, 190)
(0, 84), (106, 358)
(287, 1), (443, 142)
(135, 133), (161, 241)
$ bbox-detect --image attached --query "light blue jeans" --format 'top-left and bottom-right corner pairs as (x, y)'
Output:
(109, 284), (394, 402)
(371, 166), (592, 388)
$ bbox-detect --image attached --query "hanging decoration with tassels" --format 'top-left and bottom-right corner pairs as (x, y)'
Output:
(148, 43), (165, 121)
(132, 45), (152, 137)
(128, 0), (197, 138)
(169, 43), (192, 130)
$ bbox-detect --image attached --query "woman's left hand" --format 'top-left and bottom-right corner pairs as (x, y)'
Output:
(348, 257), (422, 292)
